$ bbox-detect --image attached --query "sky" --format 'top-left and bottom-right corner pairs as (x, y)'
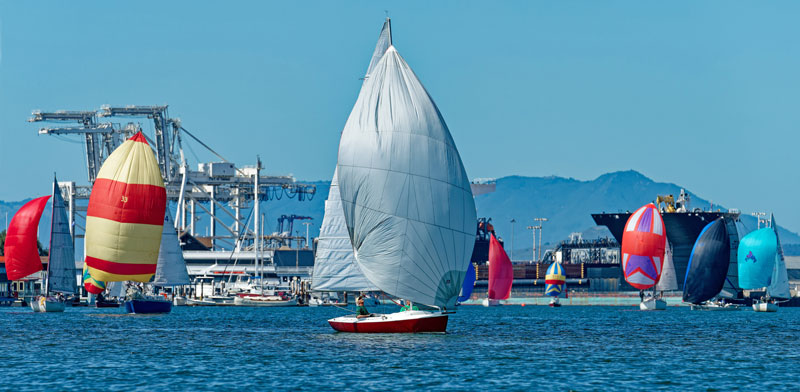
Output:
(0, 1), (798, 232)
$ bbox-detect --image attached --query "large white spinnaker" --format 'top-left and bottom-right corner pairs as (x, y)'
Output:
(337, 45), (477, 309)
(312, 168), (379, 292)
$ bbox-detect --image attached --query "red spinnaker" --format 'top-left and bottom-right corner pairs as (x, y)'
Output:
(4, 196), (50, 280)
(488, 233), (513, 300)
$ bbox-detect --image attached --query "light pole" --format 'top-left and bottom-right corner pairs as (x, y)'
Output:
(510, 219), (516, 262)
(527, 225), (541, 262)
(302, 222), (312, 249)
(534, 217), (548, 262)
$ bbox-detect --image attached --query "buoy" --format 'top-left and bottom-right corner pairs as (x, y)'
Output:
(521, 303), (526, 307)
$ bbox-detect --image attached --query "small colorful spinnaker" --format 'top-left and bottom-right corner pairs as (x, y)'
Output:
(545, 262), (566, 297)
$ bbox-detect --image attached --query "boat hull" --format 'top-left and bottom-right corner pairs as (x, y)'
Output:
(233, 296), (298, 307)
(95, 300), (121, 308)
(690, 303), (740, 311)
(482, 299), (503, 307)
(639, 297), (667, 311)
(328, 311), (448, 333)
(124, 299), (172, 314)
(753, 302), (778, 312)
(549, 298), (561, 307)
(30, 297), (65, 313)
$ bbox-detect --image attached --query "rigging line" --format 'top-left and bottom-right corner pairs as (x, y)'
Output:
(180, 126), (247, 177)
(333, 303), (357, 314)
(221, 206), (256, 279)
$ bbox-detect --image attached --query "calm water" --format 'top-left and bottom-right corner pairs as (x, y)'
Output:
(2, 304), (799, 391)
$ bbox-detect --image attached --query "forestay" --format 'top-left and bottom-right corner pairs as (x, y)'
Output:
(153, 209), (191, 286)
(48, 177), (78, 294)
(312, 168), (379, 292)
(337, 46), (477, 309)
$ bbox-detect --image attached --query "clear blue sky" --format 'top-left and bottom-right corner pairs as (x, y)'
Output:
(1, 1), (798, 232)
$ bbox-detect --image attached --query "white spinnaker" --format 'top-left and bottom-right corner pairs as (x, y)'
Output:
(312, 168), (379, 292)
(655, 239), (678, 291)
(337, 46), (477, 309)
(152, 209), (191, 286)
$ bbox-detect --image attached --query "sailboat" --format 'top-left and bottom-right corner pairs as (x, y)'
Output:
(123, 209), (191, 313)
(84, 131), (168, 314)
(457, 263), (477, 304)
(620, 204), (667, 310)
(683, 218), (738, 310)
(643, 238), (676, 310)
(739, 214), (790, 312)
(4, 176), (78, 312)
(327, 18), (477, 333)
(483, 234), (513, 307)
(545, 261), (566, 307)
(310, 167), (379, 306)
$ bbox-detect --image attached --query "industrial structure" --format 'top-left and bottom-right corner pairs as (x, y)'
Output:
(29, 105), (317, 287)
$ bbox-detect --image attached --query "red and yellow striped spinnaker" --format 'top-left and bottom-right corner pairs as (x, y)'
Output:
(85, 131), (166, 282)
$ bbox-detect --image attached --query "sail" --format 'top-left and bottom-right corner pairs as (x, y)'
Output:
(337, 44), (477, 309)
(767, 214), (790, 299)
(488, 234), (513, 300)
(106, 281), (126, 298)
(47, 178), (78, 294)
(655, 239), (678, 291)
(364, 18), (392, 79)
(545, 262), (566, 297)
(737, 228), (776, 289)
(3, 196), (49, 280)
(457, 263), (476, 302)
(311, 168), (378, 292)
(85, 131), (167, 283)
(152, 209), (191, 286)
(82, 263), (105, 294)
(719, 220), (750, 298)
(682, 218), (730, 304)
(621, 204), (667, 290)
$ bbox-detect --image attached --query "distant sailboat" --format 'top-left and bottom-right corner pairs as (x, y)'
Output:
(457, 263), (477, 304)
(545, 262), (566, 307)
(327, 18), (477, 333)
(311, 168), (379, 298)
(740, 214), (790, 312)
(483, 234), (513, 307)
(646, 238), (677, 310)
(621, 204), (667, 310)
(84, 131), (168, 314)
(4, 176), (78, 312)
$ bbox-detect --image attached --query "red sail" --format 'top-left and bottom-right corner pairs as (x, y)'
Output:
(4, 196), (50, 280)
(488, 233), (513, 300)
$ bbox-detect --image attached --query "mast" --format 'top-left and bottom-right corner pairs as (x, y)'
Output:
(386, 17), (392, 46)
(254, 157), (261, 291)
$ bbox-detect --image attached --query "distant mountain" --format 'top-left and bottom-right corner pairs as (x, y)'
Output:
(2, 171), (798, 257)
(473, 170), (800, 254)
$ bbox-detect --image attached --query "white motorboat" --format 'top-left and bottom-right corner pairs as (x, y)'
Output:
(233, 295), (298, 307)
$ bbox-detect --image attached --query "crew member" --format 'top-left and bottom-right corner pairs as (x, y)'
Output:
(356, 296), (372, 319)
